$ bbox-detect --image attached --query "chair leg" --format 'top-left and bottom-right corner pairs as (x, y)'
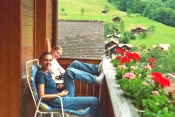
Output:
(50, 113), (53, 117)
(39, 113), (42, 117)
(65, 113), (69, 117)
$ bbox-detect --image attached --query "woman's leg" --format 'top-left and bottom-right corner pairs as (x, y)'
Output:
(64, 67), (97, 97)
(68, 60), (99, 74)
(48, 96), (99, 117)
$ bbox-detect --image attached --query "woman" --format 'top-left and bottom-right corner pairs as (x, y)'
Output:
(35, 52), (104, 117)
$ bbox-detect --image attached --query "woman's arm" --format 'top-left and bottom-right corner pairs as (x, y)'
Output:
(37, 84), (68, 101)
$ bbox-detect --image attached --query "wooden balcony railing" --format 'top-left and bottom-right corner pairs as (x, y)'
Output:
(58, 58), (140, 117)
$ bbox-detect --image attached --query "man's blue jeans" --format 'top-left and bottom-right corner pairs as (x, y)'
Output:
(64, 60), (99, 97)
(49, 60), (100, 117)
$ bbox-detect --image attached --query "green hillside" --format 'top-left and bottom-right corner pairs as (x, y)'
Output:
(58, 0), (175, 51)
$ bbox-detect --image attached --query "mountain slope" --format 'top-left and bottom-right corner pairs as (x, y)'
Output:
(58, 0), (175, 51)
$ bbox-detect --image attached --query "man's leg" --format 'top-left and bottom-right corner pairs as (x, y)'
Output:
(64, 67), (97, 97)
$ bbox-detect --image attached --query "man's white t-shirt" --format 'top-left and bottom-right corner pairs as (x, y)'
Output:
(49, 59), (65, 80)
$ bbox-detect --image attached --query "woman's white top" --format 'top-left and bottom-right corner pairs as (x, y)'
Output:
(49, 59), (65, 80)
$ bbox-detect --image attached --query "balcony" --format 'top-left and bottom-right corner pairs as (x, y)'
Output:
(58, 58), (140, 117)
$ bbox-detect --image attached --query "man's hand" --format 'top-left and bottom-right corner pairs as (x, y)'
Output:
(57, 83), (64, 90)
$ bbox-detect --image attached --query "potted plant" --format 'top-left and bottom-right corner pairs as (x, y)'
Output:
(142, 93), (175, 117)
(111, 48), (174, 116)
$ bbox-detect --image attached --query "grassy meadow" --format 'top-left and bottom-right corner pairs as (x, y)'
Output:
(58, 0), (175, 51)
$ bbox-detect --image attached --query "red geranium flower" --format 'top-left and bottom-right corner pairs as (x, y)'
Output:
(119, 57), (131, 63)
(125, 52), (132, 58)
(148, 58), (156, 69)
(151, 72), (170, 88)
(151, 72), (162, 79)
(148, 58), (156, 63)
(158, 77), (170, 88)
(116, 48), (125, 54)
(116, 55), (122, 60)
(125, 52), (140, 61)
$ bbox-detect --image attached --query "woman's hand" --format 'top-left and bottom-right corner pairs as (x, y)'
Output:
(58, 90), (68, 96)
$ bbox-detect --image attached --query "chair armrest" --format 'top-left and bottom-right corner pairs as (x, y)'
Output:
(37, 95), (64, 115)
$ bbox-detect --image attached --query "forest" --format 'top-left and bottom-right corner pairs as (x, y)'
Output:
(108, 0), (175, 27)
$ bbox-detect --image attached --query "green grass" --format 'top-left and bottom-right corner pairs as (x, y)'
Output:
(58, 0), (175, 51)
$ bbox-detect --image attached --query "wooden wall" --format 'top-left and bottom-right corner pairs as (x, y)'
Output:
(22, 0), (35, 74)
(21, 0), (36, 117)
(35, 0), (53, 59)
(0, 0), (56, 116)
(0, 0), (21, 117)
(21, 0), (55, 117)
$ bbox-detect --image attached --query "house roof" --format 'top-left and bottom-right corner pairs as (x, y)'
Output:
(112, 16), (121, 20)
(153, 44), (170, 50)
(136, 26), (147, 30)
(57, 20), (105, 60)
(118, 44), (133, 48)
(107, 34), (120, 38)
(105, 40), (118, 45)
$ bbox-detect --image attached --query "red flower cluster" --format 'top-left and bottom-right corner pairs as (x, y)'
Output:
(151, 72), (170, 88)
(148, 58), (156, 69)
(117, 52), (140, 63)
(116, 48), (125, 54)
(119, 56), (131, 63)
(125, 52), (140, 61)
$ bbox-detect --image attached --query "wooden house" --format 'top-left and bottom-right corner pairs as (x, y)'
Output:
(105, 40), (119, 57)
(105, 45), (119, 58)
(107, 34), (120, 42)
(152, 44), (170, 51)
(131, 26), (147, 35)
(119, 44), (133, 52)
(102, 10), (108, 15)
(105, 40), (118, 50)
(112, 16), (121, 23)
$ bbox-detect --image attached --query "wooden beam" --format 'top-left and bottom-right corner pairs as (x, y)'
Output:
(52, 0), (58, 46)
(35, 0), (47, 59)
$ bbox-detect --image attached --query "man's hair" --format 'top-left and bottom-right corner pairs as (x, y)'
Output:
(40, 51), (52, 61)
(51, 45), (62, 51)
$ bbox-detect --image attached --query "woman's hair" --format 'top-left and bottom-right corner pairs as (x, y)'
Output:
(40, 51), (52, 61)
(51, 45), (62, 51)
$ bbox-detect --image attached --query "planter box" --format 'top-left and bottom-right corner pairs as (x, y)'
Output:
(103, 59), (140, 117)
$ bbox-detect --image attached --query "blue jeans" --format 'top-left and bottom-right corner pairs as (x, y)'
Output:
(64, 60), (98, 97)
(48, 60), (100, 117)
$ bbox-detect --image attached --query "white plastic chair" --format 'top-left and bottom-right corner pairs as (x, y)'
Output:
(26, 59), (90, 117)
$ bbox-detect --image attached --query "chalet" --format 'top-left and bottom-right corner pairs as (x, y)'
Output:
(107, 34), (120, 42)
(105, 40), (118, 50)
(153, 44), (170, 51)
(118, 44), (133, 52)
(105, 44), (118, 58)
(131, 26), (147, 35)
(112, 16), (121, 23)
(102, 10), (108, 15)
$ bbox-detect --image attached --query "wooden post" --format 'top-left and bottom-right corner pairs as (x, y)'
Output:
(0, 0), (21, 116)
(52, 0), (58, 47)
